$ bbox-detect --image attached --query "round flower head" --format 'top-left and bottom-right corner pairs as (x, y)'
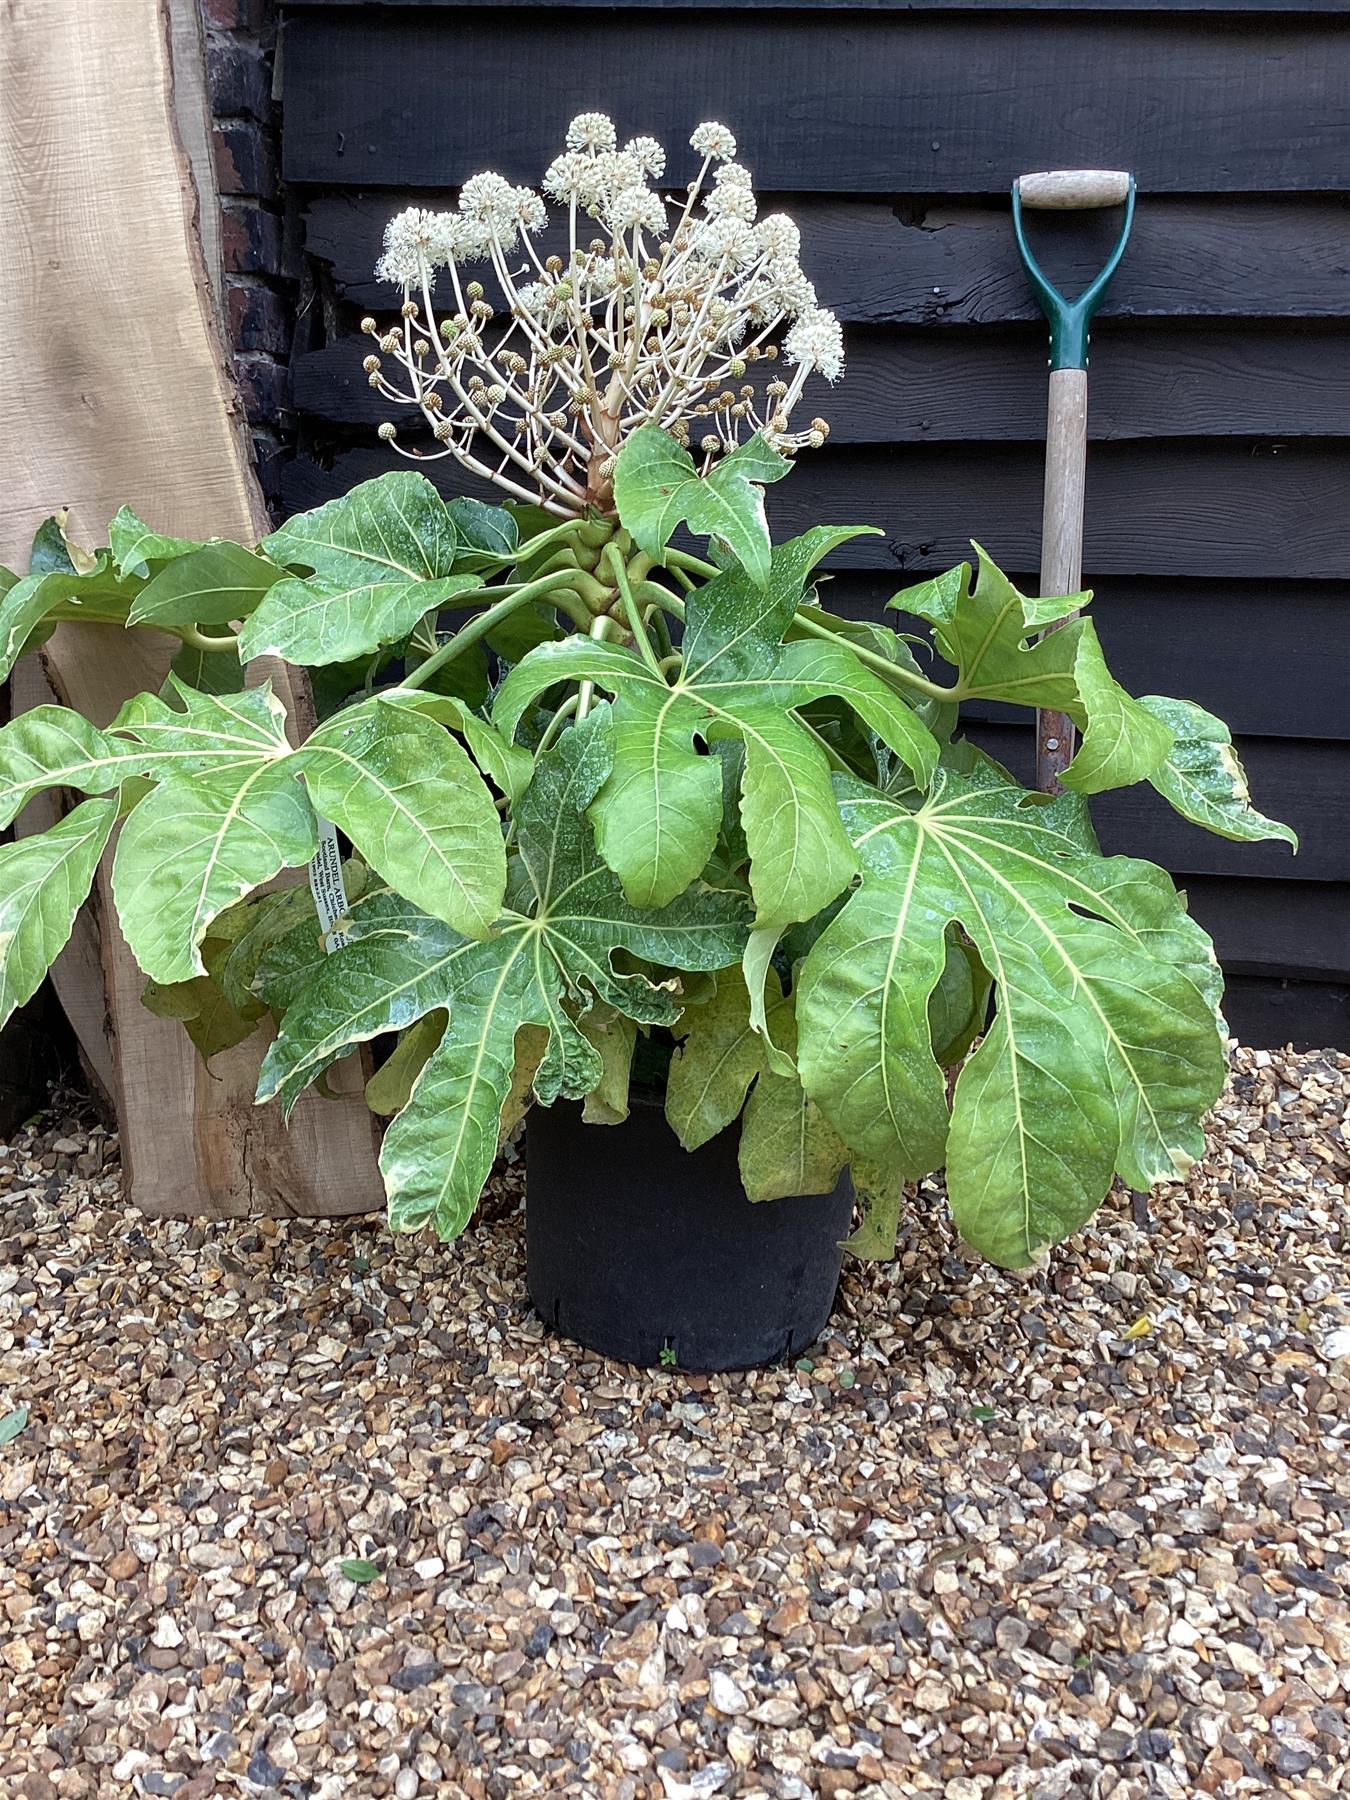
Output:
(705, 183), (756, 224)
(767, 258), (816, 318)
(459, 171), (516, 226)
(509, 187), (549, 234)
(755, 214), (801, 261)
(370, 116), (841, 511)
(375, 207), (453, 284)
(690, 121), (737, 161)
(446, 215), (492, 264)
(692, 216), (755, 265)
(624, 135), (666, 180)
(713, 161), (754, 192)
(610, 186), (668, 236)
(566, 111), (617, 154)
(543, 151), (589, 203)
(784, 306), (845, 382)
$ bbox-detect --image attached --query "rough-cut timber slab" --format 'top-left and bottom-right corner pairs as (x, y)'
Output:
(305, 192), (1350, 324)
(0, 0), (381, 1218)
(281, 12), (1350, 192)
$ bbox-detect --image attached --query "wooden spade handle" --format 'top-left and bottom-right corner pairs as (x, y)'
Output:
(1018, 169), (1132, 210)
(1036, 367), (1089, 791)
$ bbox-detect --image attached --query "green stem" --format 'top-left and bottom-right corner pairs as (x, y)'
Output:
(175, 624), (239, 653)
(576, 614), (616, 722)
(605, 545), (664, 680)
(633, 581), (685, 623)
(661, 547), (719, 579)
(535, 693), (580, 756)
(510, 518), (591, 567)
(789, 608), (955, 703)
(799, 716), (854, 777)
(401, 572), (580, 691)
(658, 652), (684, 678)
(473, 574), (593, 631)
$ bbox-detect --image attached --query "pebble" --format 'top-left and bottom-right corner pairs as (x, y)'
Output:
(0, 1047), (1346, 1799)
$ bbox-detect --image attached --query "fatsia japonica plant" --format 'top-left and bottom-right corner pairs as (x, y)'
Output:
(0, 116), (1295, 1267)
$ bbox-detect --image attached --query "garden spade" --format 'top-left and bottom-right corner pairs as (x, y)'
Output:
(1012, 168), (1136, 791)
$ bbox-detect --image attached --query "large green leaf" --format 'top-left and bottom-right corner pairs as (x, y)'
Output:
(1140, 695), (1298, 848)
(239, 572), (483, 667)
(891, 552), (1173, 796)
(738, 1013), (848, 1205)
(167, 639), (247, 696)
(129, 541), (281, 629)
(796, 752), (1227, 1268)
(446, 496), (519, 568)
(106, 507), (200, 578)
(111, 680), (293, 773)
(261, 472), (459, 590)
(365, 1011), (446, 1116)
(578, 1004), (637, 1125)
(494, 531), (938, 923)
(112, 759), (318, 984)
(297, 696), (506, 940)
(0, 559), (141, 682)
(0, 797), (117, 1029)
(666, 964), (846, 1202)
(259, 716), (748, 1238)
(0, 708), (139, 829)
(667, 968), (774, 1151)
(377, 687), (533, 802)
(1061, 629), (1174, 797)
(0, 681), (292, 828)
(613, 425), (791, 588)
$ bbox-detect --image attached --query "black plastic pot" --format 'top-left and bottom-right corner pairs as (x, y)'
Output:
(525, 1094), (855, 1371)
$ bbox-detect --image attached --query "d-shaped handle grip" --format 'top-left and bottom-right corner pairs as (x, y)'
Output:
(1017, 169), (1132, 210)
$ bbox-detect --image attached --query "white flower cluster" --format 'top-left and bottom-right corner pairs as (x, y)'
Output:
(364, 116), (843, 514)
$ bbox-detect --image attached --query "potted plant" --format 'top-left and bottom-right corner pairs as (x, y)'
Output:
(0, 117), (1293, 1369)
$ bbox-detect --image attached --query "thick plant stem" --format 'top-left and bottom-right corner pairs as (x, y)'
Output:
(661, 548), (719, 580)
(605, 545), (664, 680)
(175, 623), (239, 653)
(535, 694), (580, 755)
(576, 614), (616, 721)
(634, 582), (685, 622)
(401, 572), (584, 691)
(788, 609), (955, 703)
(799, 716), (854, 776)
(510, 518), (594, 568)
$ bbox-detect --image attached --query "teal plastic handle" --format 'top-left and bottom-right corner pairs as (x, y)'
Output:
(1011, 177), (1136, 370)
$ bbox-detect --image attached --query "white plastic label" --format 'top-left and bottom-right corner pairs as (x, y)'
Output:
(308, 817), (352, 952)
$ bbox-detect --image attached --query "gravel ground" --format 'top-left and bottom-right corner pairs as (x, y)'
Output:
(0, 1043), (1347, 1800)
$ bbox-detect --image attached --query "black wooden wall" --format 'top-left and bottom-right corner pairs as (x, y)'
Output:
(277, 0), (1350, 1049)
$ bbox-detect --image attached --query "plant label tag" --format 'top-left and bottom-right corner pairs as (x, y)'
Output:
(308, 817), (352, 952)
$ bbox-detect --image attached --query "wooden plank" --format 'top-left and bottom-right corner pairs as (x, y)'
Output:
(965, 724), (1343, 881)
(1176, 879), (1349, 982)
(1, 0), (383, 1218)
(281, 442), (1348, 579)
(1219, 977), (1348, 1051)
(305, 192), (1350, 324)
(293, 324), (1350, 444)
(281, 12), (1350, 192)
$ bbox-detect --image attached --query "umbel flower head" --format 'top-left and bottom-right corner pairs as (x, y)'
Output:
(364, 117), (843, 515)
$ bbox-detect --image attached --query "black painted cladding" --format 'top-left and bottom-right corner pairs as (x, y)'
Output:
(279, 2), (1350, 1046)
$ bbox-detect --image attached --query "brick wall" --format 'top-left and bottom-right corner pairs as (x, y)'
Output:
(203, 0), (292, 514)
